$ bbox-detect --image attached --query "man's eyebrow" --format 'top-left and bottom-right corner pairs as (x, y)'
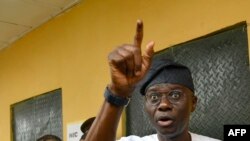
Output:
(147, 85), (185, 91)
(146, 87), (159, 92)
(170, 86), (184, 90)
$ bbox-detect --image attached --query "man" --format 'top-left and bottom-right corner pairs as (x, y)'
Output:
(85, 20), (221, 141)
(79, 117), (95, 141)
(36, 134), (62, 141)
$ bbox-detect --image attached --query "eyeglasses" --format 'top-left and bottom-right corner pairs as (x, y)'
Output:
(145, 90), (184, 106)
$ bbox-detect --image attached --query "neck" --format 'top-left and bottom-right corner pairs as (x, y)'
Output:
(157, 129), (191, 141)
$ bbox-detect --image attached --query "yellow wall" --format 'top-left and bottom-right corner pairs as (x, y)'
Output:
(0, 0), (250, 140)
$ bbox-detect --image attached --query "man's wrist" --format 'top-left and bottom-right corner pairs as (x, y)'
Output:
(108, 83), (134, 97)
(104, 87), (131, 107)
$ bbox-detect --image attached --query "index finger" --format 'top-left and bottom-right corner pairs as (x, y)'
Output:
(134, 19), (143, 48)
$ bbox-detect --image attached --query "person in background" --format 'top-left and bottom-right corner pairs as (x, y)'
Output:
(79, 117), (96, 141)
(36, 134), (62, 141)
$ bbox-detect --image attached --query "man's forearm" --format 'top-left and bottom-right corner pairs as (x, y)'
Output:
(85, 100), (124, 141)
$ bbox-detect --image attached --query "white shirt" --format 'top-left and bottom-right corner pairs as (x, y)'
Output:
(117, 132), (221, 141)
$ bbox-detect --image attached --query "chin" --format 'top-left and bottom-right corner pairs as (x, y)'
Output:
(156, 126), (178, 137)
(157, 130), (180, 139)
(155, 124), (186, 139)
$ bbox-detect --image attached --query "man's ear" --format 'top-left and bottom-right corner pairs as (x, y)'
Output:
(191, 95), (197, 112)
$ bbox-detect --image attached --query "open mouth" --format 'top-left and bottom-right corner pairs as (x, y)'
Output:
(157, 117), (174, 127)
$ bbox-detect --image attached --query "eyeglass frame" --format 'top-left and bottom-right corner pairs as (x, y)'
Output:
(144, 89), (189, 106)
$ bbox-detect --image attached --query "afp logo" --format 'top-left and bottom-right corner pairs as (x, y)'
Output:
(224, 125), (250, 141)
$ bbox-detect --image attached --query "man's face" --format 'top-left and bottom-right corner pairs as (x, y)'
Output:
(144, 83), (197, 138)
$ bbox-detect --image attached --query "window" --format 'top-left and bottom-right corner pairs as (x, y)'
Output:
(11, 89), (62, 141)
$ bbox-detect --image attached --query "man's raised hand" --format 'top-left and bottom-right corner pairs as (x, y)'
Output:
(108, 20), (154, 97)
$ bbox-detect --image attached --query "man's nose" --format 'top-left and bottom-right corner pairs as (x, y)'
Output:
(157, 96), (173, 111)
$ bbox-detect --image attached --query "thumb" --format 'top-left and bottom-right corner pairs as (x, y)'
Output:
(144, 41), (155, 59)
(141, 41), (155, 74)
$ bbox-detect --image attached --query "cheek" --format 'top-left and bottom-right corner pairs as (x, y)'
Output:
(178, 105), (191, 118)
(144, 102), (156, 118)
(174, 99), (192, 118)
(144, 105), (158, 127)
(144, 102), (151, 113)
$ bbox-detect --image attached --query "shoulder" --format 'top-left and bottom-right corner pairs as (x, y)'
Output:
(117, 134), (158, 141)
(190, 132), (222, 141)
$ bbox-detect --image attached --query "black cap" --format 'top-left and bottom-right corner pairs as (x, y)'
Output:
(36, 134), (61, 141)
(140, 58), (194, 95)
(80, 117), (96, 133)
